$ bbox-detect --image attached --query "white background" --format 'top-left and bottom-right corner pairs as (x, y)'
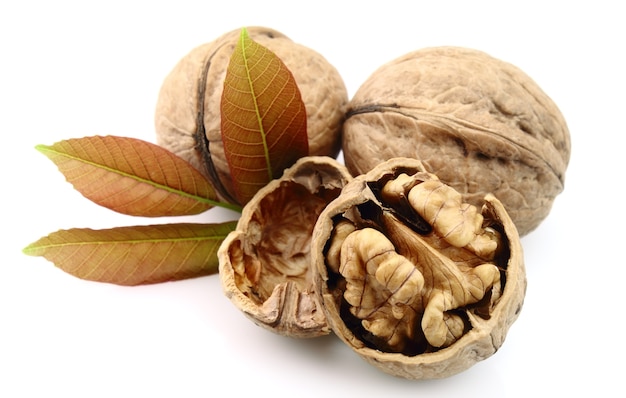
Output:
(1, 1), (623, 397)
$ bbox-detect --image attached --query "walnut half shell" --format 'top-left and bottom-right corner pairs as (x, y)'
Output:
(218, 156), (352, 338)
(311, 158), (526, 379)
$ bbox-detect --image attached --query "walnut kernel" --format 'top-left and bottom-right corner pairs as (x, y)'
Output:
(312, 158), (526, 379)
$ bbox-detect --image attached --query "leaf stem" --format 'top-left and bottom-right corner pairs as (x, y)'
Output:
(214, 200), (242, 213)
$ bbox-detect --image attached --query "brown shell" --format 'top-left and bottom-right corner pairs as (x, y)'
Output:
(155, 26), (348, 204)
(342, 46), (570, 236)
(311, 158), (526, 379)
(218, 156), (352, 338)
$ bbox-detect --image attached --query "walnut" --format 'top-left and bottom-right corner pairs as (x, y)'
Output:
(311, 157), (526, 379)
(155, 27), (348, 205)
(218, 156), (352, 338)
(342, 46), (571, 235)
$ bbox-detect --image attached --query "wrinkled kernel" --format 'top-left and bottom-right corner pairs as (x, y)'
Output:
(312, 157), (526, 379)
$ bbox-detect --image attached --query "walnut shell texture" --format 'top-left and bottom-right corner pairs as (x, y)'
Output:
(311, 158), (526, 379)
(342, 46), (570, 235)
(218, 156), (352, 338)
(155, 26), (348, 204)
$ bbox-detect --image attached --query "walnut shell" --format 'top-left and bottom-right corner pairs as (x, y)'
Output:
(311, 158), (526, 379)
(342, 46), (570, 236)
(155, 26), (348, 205)
(218, 156), (352, 338)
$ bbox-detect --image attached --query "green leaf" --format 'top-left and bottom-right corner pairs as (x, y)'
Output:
(23, 222), (238, 286)
(221, 27), (309, 205)
(36, 135), (241, 216)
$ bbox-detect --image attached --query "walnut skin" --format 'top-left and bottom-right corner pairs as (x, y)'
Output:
(342, 46), (570, 236)
(155, 27), (348, 205)
(218, 156), (352, 338)
(311, 158), (526, 379)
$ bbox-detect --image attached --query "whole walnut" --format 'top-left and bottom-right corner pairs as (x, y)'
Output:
(218, 156), (352, 338)
(155, 27), (348, 205)
(342, 46), (570, 235)
(311, 158), (526, 379)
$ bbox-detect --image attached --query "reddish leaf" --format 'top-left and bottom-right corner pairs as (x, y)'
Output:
(221, 28), (309, 205)
(23, 222), (238, 286)
(36, 135), (240, 216)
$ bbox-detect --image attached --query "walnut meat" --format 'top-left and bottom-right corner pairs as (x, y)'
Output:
(311, 158), (526, 379)
(342, 46), (570, 235)
(155, 27), (348, 205)
(218, 156), (352, 338)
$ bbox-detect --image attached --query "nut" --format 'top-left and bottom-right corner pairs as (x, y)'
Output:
(155, 26), (348, 205)
(342, 46), (570, 235)
(311, 158), (526, 379)
(218, 156), (352, 338)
